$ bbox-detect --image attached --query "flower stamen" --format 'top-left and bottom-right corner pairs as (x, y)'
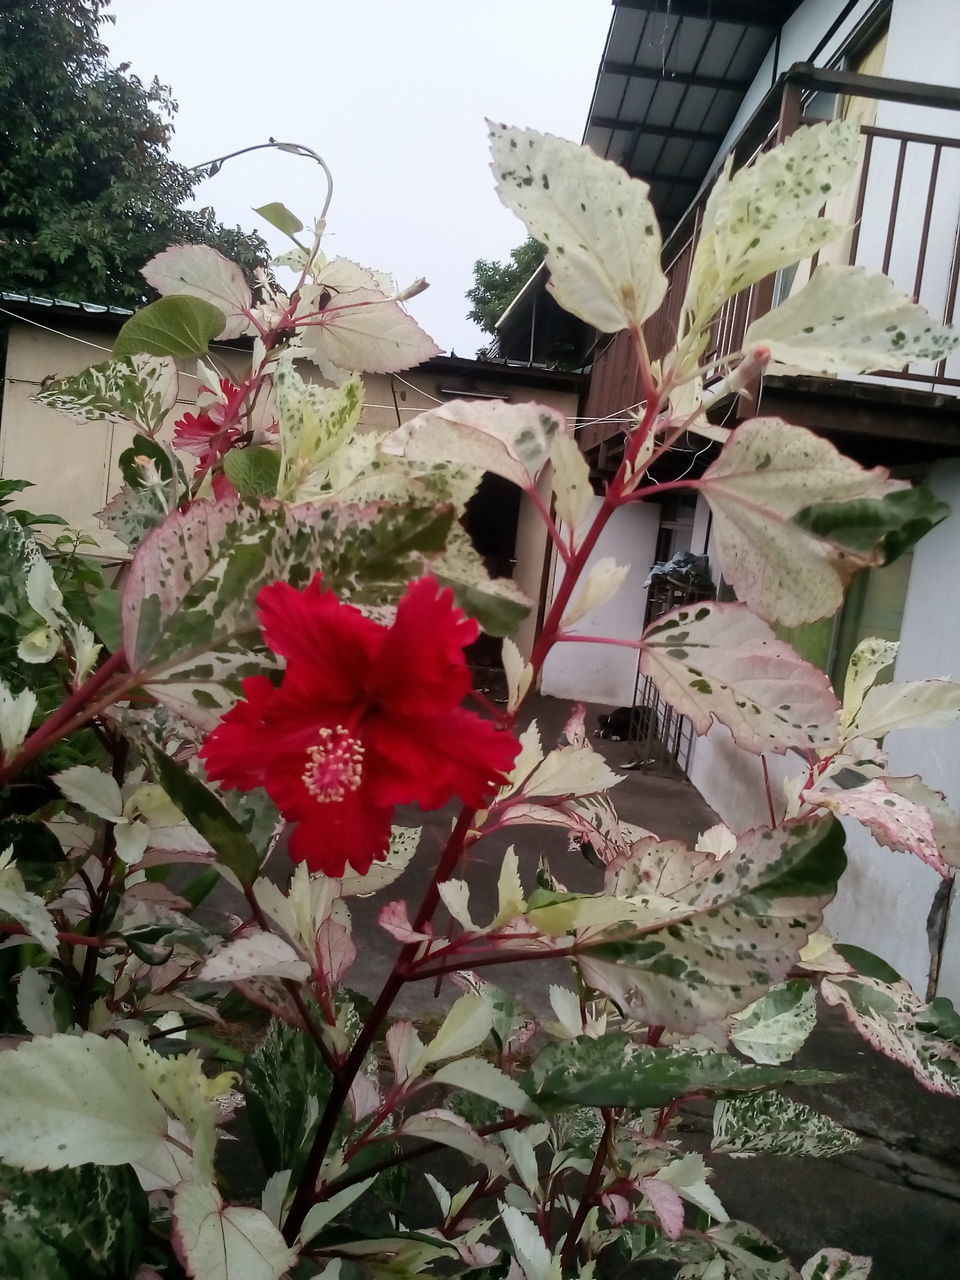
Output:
(302, 725), (365, 803)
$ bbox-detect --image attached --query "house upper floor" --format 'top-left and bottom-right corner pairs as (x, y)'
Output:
(497, 0), (960, 474)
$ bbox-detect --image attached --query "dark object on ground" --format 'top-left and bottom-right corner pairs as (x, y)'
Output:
(643, 550), (712, 590)
(595, 704), (659, 741)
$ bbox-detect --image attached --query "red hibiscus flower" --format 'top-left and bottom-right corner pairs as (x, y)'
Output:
(173, 378), (249, 475)
(200, 576), (520, 876)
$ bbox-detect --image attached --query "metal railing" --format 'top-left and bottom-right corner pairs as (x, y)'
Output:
(581, 65), (960, 450)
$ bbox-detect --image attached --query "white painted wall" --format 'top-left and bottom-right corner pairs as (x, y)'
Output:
(540, 500), (659, 706)
(708, 0), (880, 178)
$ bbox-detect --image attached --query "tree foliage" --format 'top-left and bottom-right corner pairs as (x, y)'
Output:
(0, 0), (266, 305)
(466, 235), (545, 335)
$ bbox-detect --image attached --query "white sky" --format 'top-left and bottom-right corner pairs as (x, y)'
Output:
(104, 0), (613, 357)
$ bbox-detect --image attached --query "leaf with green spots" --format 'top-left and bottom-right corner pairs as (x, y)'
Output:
(488, 122), (667, 334)
(729, 980), (818, 1064)
(694, 418), (908, 625)
(821, 972), (960, 1096)
(713, 1091), (860, 1160)
(746, 265), (960, 375)
(113, 296), (227, 359)
(0, 1163), (147, 1280)
(794, 485), (948, 565)
(383, 397), (565, 492)
(576, 818), (846, 1032)
(223, 446), (281, 499)
(100, 435), (189, 550)
(683, 120), (860, 341)
(524, 1033), (837, 1110)
(35, 353), (179, 435)
(639, 602), (839, 755)
(0, 509), (46, 616)
(121, 494), (456, 727)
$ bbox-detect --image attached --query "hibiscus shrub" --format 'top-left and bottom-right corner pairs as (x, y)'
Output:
(1, 120), (959, 1280)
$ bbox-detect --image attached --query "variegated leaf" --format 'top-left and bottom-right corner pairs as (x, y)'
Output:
(805, 776), (960, 875)
(746, 266), (960, 375)
(729, 981), (817, 1064)
(639, 602), (839, 754)
(840, 638), (898, 733)
(488, 122), (667, 334)
(35, 354), (179, 433)
(821, 973), (960, 1096)
(0, 1033), (168, 1170)
(171, 1180), (297, 1280)
(695, 419), (907, 625)
(273, 360), (363, 500)
(849, 677), (960, 740)
(684, 120), (859, 326)
(199, 931), (311, 983)
(577, 818), (845, 1032)
(713, 1091), (859, 1159)
(679, 1221), (801, 1280)
(296, 258), (441, 381)
(382, 398), (564, 491)
(801, 1249), (872, 1280)
(121, 495), (454, 727)
(142, 244), (255, 340)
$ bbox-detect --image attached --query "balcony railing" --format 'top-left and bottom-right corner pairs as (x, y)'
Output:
(581, 66), (960, 453)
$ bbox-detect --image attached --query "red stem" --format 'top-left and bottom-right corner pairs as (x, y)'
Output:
(0, 920), (108, 948)
(0, 648), (129, 786)
(560, 1108), (615, 1269)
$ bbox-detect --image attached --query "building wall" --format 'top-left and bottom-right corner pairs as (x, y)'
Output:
(539, 500), (660, 706)
(688, 462), (960, 1002)
(0, 321), (578, 658)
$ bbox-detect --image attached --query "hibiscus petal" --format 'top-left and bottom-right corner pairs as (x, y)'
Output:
(371, 577), (478, 716)
(367, 709), (518, 810)
(256, 576), (383, 687)
(288, 790), (394, 877)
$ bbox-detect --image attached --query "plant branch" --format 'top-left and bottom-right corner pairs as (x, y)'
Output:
(0, 648), (130, 785)
(0, 920), (108, 948)
(561, 1108), (615, 1269)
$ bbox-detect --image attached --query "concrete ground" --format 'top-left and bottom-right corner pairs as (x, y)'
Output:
(222, 690), (960, 1275)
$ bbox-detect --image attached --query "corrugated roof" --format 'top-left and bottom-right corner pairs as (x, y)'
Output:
(0, 291), (133, 317)
(583, 0), (804, 232)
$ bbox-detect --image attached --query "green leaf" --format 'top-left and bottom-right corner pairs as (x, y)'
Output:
(114, 296), (227, 359)
(144, 747), (261, 886)
(90, 586), (123, 651)
(34, 354), (178, 434)
(121, 494), (457, 727)
(0, 818), (68, 896)
(794, 486), (949, 566)
(524, 1034), (838, 1110)
(834, 944), (901, 982)
(0, 1163), (147, 1280)
(245, 1016), (335, 1178)
(255, 201), (304, 237)
(712, 1091), (860, 1159)
(224, 445), (282, 499)
(577, 818), (846, 1032)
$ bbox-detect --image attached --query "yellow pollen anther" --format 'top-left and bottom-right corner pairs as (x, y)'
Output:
(302, 725), (365, 803)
